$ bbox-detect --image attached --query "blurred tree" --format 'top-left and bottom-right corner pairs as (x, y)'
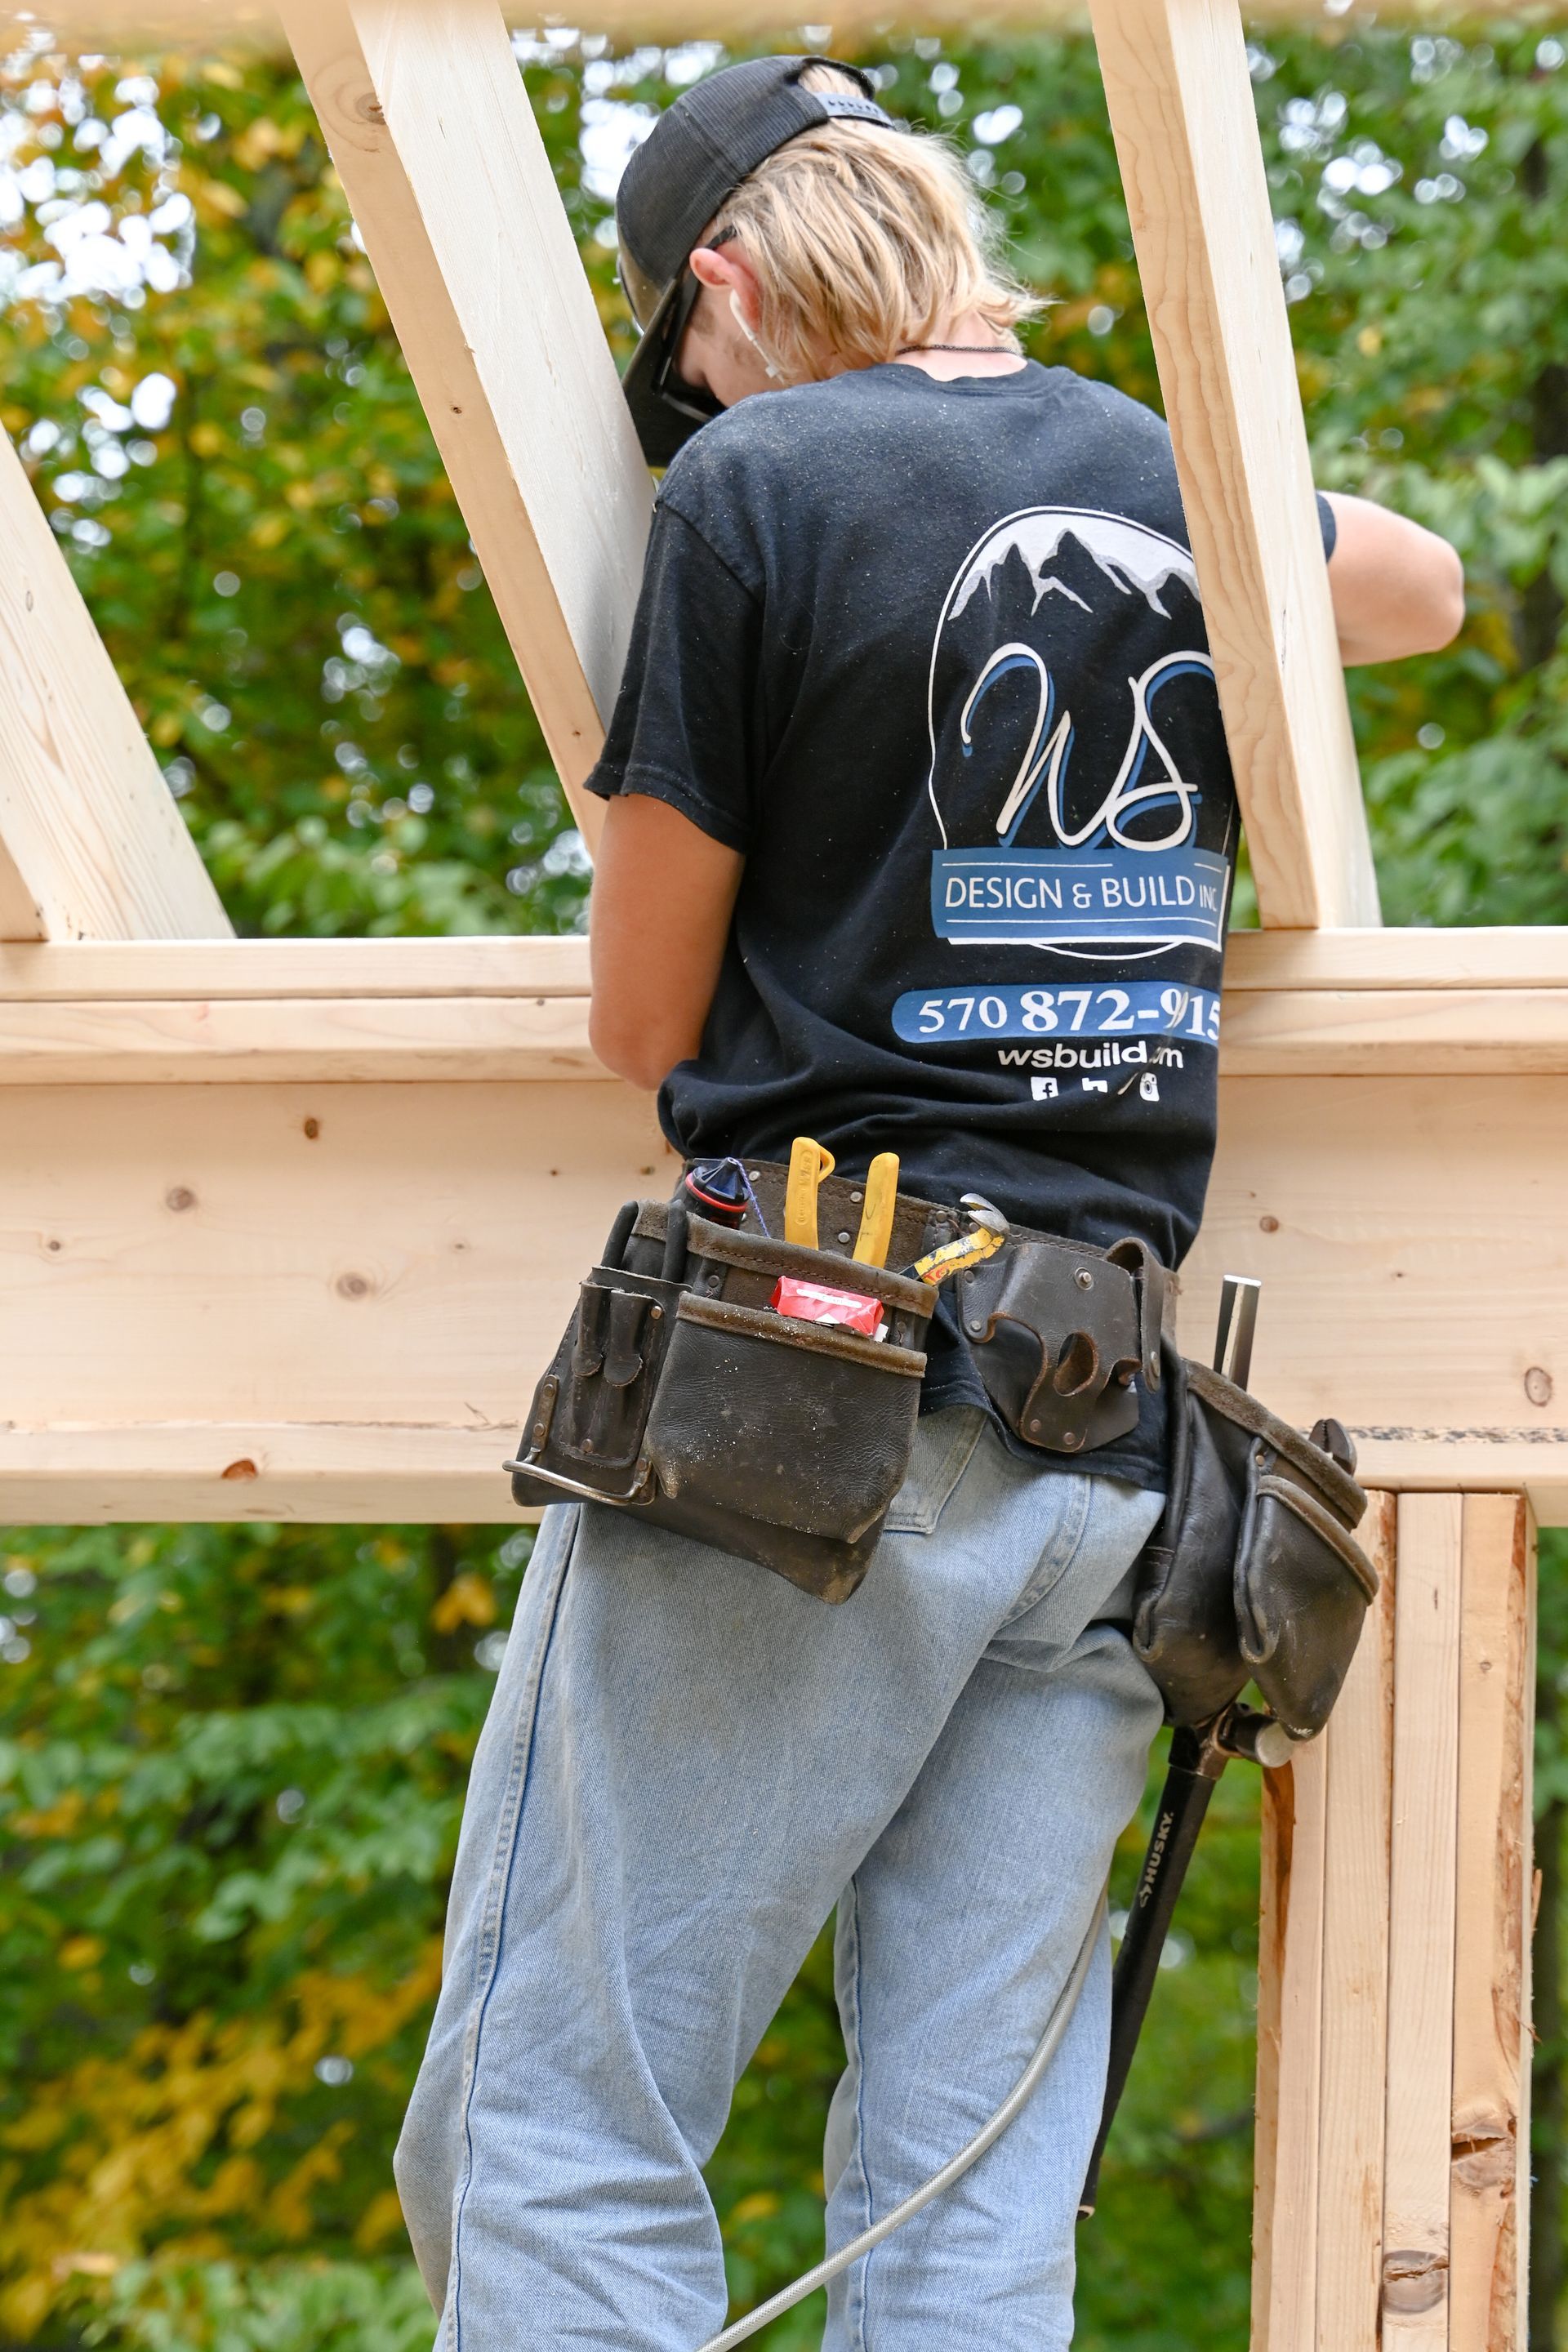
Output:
(0, 19), (1565, 2352)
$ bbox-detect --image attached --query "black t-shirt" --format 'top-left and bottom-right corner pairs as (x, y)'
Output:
(586, 359), (1335, 1492)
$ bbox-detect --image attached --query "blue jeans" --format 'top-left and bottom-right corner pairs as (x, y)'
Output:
(398, 1409), (1165, 2351)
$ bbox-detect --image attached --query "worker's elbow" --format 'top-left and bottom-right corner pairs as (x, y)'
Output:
(1424, 542), (1467, 652)
(588, 998), (673, 1094)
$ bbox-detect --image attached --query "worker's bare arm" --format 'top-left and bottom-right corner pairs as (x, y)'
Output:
(589, 791), (746, 1094)
(1322, 490), (1464, 666)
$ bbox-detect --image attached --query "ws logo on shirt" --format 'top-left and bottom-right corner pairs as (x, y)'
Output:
(923, 506), (1232, 960)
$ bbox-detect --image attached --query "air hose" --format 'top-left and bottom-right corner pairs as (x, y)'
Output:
(695, 1889), (1106, 2352)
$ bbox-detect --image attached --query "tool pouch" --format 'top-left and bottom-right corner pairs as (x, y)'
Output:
(509, 1200), (934, 1605)
(1131, 1347), (1378, 1738)
(956, 1233), (1165, 1456)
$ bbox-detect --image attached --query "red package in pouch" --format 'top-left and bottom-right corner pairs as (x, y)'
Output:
(771, 1276), (885, 1339)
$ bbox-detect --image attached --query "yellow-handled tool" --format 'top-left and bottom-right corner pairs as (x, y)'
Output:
(853, 1152), (900, 1267)
(906, 1195), (1010, 1286)
(785, 1137), (835, 1249)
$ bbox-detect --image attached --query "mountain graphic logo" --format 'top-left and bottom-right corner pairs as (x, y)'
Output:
(924, 505), (1216, 856)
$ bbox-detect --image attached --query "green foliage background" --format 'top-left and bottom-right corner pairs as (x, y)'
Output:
(0, 19), (1566, 2351)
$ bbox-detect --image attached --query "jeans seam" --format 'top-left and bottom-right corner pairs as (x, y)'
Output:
(882, 1408), (984, 1537)
(443, 1505), (578, 2350)
(840, 1877), (874, 2352)
(998, 1473), (1094, 1628)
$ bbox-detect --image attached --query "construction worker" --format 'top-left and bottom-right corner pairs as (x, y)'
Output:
(397, 56), (1463, 2351)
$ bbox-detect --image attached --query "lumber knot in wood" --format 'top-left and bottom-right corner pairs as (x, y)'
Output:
(1450, 2110), (1516, 2191)
(1381, 2247), (1449, 2314)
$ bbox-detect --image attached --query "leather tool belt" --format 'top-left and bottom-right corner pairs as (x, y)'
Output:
(1131, 1347), (1377, 1739)
(506, 1160), (1378, 1744)
(506, 1161), (1169, 1603)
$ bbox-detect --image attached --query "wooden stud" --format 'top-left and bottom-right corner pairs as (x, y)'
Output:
(282, 0), (652, 844)
(1382, 1492), (1463, 2345)
(1253, 1731), (1328, 2352)
(1450, 1494), (1535, 2352)
(0, 430), (232, 942)
(1314, 1489), (1396, 2351)
(1089, 0), (1379, 931)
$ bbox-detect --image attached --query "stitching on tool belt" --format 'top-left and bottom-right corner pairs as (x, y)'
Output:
(1184, 1362), (1367, 1525)
(685, 1215), (936, 1317)
(675, 1290), (927, 1376)
(1252, 1472), (1379, 1598)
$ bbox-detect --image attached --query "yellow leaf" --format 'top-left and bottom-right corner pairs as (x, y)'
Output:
(727, 2192), (780, 2228)
(196, 176), (249, 220)
(354, 2187), (407, 2251)
(431, 1572), (497, 1633)
(59, 1937), (106, 1971)
(1357, 324), (1383, 356)
(201, 60), (244, 87)
(189, 421), (224, 458)
(249, 511), (290, 549)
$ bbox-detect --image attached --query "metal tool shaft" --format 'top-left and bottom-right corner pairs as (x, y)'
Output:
(1078, 1722), (1225, 2216)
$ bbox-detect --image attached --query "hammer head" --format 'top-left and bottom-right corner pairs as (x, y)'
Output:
(958, 1193), (1010, 1245)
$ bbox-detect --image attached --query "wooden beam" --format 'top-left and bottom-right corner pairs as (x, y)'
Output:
(7, 985), (1568, 1083)
(1089, 0), (1379, 931)
(2, 1), (1553, 57)
(0, 994), (604, 1082)
(0, 1048), (1565, 1518)
(281, 0), (652, 846)
(1314, 1490), (1396, 2352)
(0, 430), (232, 942)
(1190, 1072), (1568, 1522)
(1450, 1494), (1535, 2352)
(0, 936), (594, 1000)
(1223, 929), (1568, 993)
(0, 1421), (521, 1523)
(1219, 987), (1568, 1075)
(5, 935), (1568, 1081)
(1382, 1492), (1462, 2346)
(3, 927), (1566, 1004)
(1253, 1734), (1328, 2352)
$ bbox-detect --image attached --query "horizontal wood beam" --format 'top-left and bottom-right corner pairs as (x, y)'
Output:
(0, 430), (233, 942)
(0, 995), (605, 1083)
(0, 1065), (1562, 1524)
(281, 0), (651, 847)
(2, 929), (1564, 1004)
(5, 988), (1568, 1081)
(1223, 928), (1568, 992)
(0, 1422), (521, 1524)
(3, 933), (1568, 1079)
(2, 2), (1545, 56)
(1091, 0), (1379, 932)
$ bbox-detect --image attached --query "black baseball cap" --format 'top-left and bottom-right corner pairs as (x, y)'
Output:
(615, 54), (899, 465)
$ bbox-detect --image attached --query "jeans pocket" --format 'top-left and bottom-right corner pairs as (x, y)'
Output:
(882, 1405), (987, 1535)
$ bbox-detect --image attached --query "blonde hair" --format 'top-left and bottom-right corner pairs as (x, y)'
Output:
(708, 64), (1040, 383)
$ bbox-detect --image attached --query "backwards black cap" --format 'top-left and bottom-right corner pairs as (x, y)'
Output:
(615, 55), (898, 465)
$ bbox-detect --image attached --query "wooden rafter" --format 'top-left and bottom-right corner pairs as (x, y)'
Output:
(1092, 0), (1380, 931)
(281, 0), (653, 847)
(0, 429), (233, 941)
